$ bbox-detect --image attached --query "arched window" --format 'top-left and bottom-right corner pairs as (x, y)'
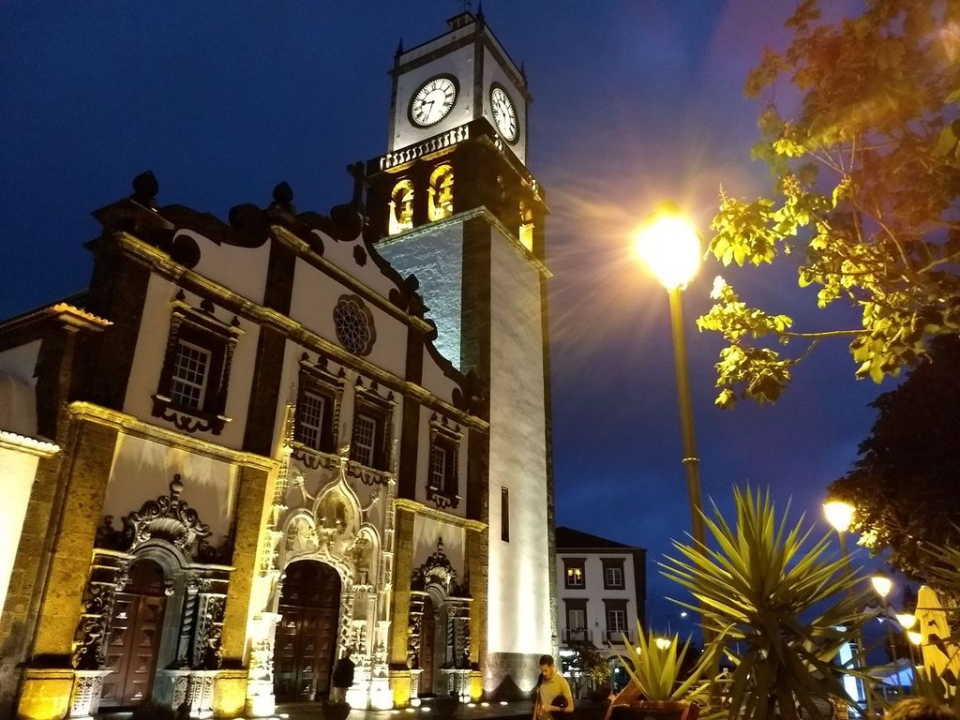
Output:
(389, 179), (415, 235)
(428, 165), (454, 221)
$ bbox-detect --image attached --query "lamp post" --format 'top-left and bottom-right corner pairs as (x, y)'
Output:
(634, 204), (717, 689)
(823, 500), (875, 718)
(634, 206), (707, 556)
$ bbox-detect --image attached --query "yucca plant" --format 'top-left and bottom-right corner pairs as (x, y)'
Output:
(661, 486), (873, 720)
(618, 625), (717, 702)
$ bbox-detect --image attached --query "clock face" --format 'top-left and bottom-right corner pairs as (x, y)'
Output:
(410, 76), (458, 127)
(490, 85), (518, 142)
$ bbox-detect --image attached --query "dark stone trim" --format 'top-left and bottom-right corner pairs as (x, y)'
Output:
(631, 548), (647, 626)
(601, 557), (626, 591)
(82, 243), (153, 411)
(263, 237), (296, 315)
(391, 34), (476, 79)
(397, 397), (419, 502)
(459, 217), (492, 386)
(473, 32), (485, 121)
(242, 326), (287, 456)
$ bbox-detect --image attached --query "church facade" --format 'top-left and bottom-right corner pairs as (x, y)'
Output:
(0, 11), (555, 720)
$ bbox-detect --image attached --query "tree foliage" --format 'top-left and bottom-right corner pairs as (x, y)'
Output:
(699, 0), (960, 408)
(828, 335), (960, 580)
(565, 639), (610, 695)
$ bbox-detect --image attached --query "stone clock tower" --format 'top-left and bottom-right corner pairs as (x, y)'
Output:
(366, 9), (556, 698)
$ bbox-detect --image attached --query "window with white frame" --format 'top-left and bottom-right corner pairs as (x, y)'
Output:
(564, 558), (585, 588)
(430, 443), (448, 492)
(170, 341), (211, 410)
(568, 608), (586, 630)
(352, 413), (377, 467)
(607, 609), (626, 634)
(295, 391), (327, 450)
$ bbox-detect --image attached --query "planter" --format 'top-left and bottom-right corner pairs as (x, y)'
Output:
(433, 694), (461, 720)
(605, 700), (699, 720)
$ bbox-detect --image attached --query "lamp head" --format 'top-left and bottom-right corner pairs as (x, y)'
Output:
(908, 630), (923, 646)
(871, 572), (893, 599)
(655, 637), (672, 651)
(896, 613), (917, 630)
(823, 500), (855, 533)
(634, 203), (701, 291)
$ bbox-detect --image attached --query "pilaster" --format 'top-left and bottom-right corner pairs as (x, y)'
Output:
(214, 464), (275, 718)
(388, 508), (415, 706)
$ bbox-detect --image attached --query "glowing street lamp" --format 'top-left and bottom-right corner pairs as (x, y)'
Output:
(908, 631), (923, 646)
(634, 203), (715, 693)
(633, 204), (705, 555)
(896, 613), (917, 631)
(871, 572), (893, 599)
(824, 500), (855, 534)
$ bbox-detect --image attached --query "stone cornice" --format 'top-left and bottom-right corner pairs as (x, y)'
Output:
(378, 207), (552, 279)
(67, 401), (278, 471)
(0, 430), (60, 458)
(0, 301), (112, 337)
(112, 232), (488, 432)
(393, 498), (487, 532)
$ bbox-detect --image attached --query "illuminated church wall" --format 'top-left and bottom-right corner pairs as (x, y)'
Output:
(485, 224), (551, 686)
(379, 223), (465, 369)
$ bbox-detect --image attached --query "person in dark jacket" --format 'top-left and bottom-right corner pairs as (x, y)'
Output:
(331, 647), (355, 704)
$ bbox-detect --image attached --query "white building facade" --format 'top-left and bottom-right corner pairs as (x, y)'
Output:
(555, 527), (646, 688)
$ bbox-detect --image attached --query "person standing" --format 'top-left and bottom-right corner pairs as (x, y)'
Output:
(331, 647), (355, 704)
(533, 655), (575, 720)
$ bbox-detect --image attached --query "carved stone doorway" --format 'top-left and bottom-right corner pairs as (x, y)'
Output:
(100, 560), (168, 708)
(274, 560), (341, 701)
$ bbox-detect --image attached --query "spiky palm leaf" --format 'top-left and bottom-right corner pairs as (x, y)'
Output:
(618, 625), (718, 702)
(661, 486), (873, 720)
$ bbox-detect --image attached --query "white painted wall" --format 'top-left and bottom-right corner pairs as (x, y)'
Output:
(0, 340), (41, 386)
(555, 551), (641, 651)
(379, 224), (464, 371)
(102, 433), (239, 545)
(486, 226), (550, 656)
(0, 372), (39, 438)
(413, 515), (465, 578)
(123, 274), (259, 449)
(0, 447), (40, 613)
(182, 230), (270, 306)
(288, 258), (407, 379)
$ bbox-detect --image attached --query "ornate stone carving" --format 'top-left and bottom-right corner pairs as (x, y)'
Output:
(412, 538), (468, 597)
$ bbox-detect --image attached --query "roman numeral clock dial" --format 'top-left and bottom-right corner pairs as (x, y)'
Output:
(410, 76), (458, 127)
(490, 85), (518, 142)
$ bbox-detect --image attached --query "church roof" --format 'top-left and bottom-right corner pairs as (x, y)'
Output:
(555, 526), (644, 552)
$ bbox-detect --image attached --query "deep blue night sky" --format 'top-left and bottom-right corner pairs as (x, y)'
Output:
(1, 1), (888, 632)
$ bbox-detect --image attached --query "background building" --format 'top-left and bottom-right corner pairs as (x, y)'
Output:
(0, 11), (554, 720)
(555, 527), (646, 692)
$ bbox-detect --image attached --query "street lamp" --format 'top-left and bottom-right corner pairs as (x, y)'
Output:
(634, 204), (716, 692)
(871, 572), (893, 600)
(823, 500), (874, 717)
(633, 204), (706, 555)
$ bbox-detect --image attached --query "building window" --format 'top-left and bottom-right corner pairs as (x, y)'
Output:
(428, 164), (454, 221)
(426, 414), (462, 511)
(295, 391), (327, 450)
(604, 599), (629, 644)
(333, 295), (376, 356)
(389, 179), (415, 235)
(170, 341), (210, 410)
(152, 295), (242, 435)
(563, 558), (585, 589)
(563, 598), (588, 643)
(349, 385), (394, 473)
(501, 487), (510, 542)
(602, 558), (626, 590)
(352, 413), (378, 467)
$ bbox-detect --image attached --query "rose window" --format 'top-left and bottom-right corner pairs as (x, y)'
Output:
(333, 295), (375, 355)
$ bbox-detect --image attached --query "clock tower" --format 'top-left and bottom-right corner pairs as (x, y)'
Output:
(366, 9), (556, 699)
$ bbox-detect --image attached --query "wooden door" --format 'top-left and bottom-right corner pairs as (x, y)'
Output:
(100, 561), (167, 708)
(274, 561), (341, 701)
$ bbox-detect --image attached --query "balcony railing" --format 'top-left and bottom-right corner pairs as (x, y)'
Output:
(605, 630), (634, 645)
(561, 628), (592, 643)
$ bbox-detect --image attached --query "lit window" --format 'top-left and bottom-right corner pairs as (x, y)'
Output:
(171, 341), (210, 410)
(295, 392), (327, 450)
(352, 413), (377, 467)
(566, 567), (583, 587)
